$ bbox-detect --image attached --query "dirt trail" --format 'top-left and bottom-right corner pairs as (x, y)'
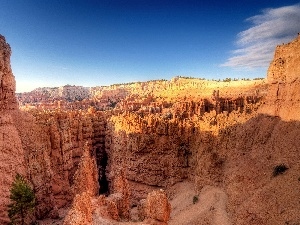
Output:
(169, 182), (231, 225)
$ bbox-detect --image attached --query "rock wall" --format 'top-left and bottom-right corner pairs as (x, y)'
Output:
(105, 94), (263, 205)
(8, 110), (109, 219)
(0, 35), (17, 110)
(0, 35), (26, 224)
(0, 113), (26, 224)
(260, 34), (300, 120)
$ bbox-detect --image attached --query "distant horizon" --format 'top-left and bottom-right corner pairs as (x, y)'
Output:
(15, 75), (266, 94)
(1, 0), (299, 93)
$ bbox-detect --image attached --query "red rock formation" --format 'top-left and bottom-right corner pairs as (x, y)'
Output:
(0, 113), (26, 224)
(109, 170), (130, 220)
(2, 33), (300, 225)
(63, 191), (93, 225)
(28, 111), (108, 218)
(0, 35), (17, 110)
(0, 36), (26, 224)
(72, 142), (99, 196)
(260, 34), (300, 120)
(143, 189), (171, 225)
(6, 109), (109, 219)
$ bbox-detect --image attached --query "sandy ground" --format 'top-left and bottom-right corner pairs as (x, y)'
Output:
(168, 181), (231, 225)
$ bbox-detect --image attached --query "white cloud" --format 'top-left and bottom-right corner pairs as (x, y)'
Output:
(222, 4), (300, 68)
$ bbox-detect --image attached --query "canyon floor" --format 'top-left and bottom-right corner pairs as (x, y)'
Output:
(38, 181), (231, 225)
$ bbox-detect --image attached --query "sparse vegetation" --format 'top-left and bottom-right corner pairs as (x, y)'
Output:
(112, 79), (168, 86)
(193, 195), (199, 204)
(108, 100), (118, 108)
(8, 174), (35, 225)
(176, 76), (205, 80)
(223, 78), (231, 82)
(273, 164), (288, 177)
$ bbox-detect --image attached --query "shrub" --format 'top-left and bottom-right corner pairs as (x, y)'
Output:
(8, 174), (35, 225)
(223, 78), (231, 82)
(193, 195), (199, 204)
(273, 164), (288, 177)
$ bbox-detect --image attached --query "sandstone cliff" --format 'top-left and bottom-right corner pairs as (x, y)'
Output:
(0, 113), (26, 224)
(0, 35), (17, 110)
(260, 33), (300, 120)
(0, 35), (26, 224)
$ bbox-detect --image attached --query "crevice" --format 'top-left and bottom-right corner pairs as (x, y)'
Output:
(98, 149), (109, 195)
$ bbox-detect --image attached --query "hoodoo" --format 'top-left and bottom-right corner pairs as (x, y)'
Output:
(0, 35), (17, 110)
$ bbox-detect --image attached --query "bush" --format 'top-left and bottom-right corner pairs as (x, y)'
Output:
(8, 174), (35, 225)
(223, 78), (231, 82)
(273, 164), (288, 177)
(193, 195), (199, 204)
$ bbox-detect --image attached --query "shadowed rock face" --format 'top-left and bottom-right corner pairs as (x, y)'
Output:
(0, 35), (17, 110)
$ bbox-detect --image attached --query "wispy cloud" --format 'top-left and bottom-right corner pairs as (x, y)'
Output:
(222, 4), (300, 68)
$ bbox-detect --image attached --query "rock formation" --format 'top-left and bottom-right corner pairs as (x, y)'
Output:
(0, 35), (17, 110)
(260, 33), (300, 120)
(0, 36), (26, 224)
(63, 191), (93, 225)
(72, 142), (99, 196)
(16, 75), (267, 111)
(143, 189), (171, 225)
(1, 34), (300, 225)
(0, 113), (26, 224)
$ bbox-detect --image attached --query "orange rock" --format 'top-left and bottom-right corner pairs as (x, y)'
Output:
(0, 35), (18, 110)
(0, 35), (26, 224)
(72, 142), (99, 196)
(63, 192), (93, 225)
(260, 34), (300, 120)
(144, 189), (171, 224)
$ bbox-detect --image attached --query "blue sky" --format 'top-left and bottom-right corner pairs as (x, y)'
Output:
(0, 0), (299, 92)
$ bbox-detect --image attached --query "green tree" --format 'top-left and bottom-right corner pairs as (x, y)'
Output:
(8, 174), (35, 225)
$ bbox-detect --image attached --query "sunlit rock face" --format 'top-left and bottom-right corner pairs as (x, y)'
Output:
(260, 34), (300, 120)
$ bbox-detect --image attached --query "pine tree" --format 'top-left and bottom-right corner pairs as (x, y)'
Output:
(8, 174), (35, 225)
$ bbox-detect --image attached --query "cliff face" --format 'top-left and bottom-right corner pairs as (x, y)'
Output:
(0, 36), (25, 224)
(105, 94), (263, 206)
(260, 34), (300, 120)
(0, 35), (17, 110)
(0, 113), (26, 224)
(14, 111), (108, 218)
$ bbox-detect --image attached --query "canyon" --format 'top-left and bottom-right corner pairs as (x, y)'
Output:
(1, 34), (300, 225)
